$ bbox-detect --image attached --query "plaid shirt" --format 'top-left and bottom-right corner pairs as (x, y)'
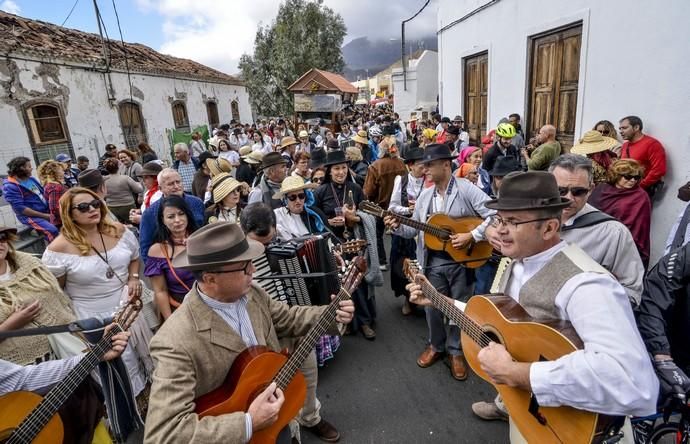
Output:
(44, 182), (67, 226)
(175, 160), (196, 193)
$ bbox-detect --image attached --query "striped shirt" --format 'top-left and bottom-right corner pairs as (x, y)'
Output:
(0, 355), (83, 396)
(196, 288), (257, 440)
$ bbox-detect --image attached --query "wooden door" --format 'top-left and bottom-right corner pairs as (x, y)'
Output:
(464, 52), (488, 146)
(528, 24), (582, 151)
(119, 101), (147, 148)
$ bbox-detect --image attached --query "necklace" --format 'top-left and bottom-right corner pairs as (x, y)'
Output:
(171, 235), (187, 246)
(91, 232), (114, 279)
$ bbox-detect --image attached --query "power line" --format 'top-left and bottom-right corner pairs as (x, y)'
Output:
(111, 0), (136, 144)
(60, 0), (80, 26)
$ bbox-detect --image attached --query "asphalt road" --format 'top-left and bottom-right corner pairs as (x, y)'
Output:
(302, 250), (509, 444)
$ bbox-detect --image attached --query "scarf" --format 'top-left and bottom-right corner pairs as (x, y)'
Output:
(304, 190), (325, 232)
(144, 182), (159, 208)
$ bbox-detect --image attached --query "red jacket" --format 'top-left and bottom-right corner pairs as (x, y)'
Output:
(621, 135), (666, 189)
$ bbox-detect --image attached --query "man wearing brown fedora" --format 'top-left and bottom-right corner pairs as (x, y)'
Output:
(407, 171), (657, 441)
(145, 222), (354, 443)
(385, 143), (495, 381)
(248, 152), (289, 210)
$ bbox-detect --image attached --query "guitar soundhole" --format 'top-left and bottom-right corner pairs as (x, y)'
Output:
(483, 330), (502, 345)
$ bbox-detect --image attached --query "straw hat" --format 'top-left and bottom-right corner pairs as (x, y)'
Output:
(211, 173), (248, 204)
(571, 131), (620, 155)
(205, 157), (233, 177)
(173, 222), (264, 270)
(244, 151), (263, 165)
(351, 130), (369, 145)
(298, 130), (309, 139)
(239, 145), (253, 157)
(279, 136), (299, 151)
(272, 175), (318, 199)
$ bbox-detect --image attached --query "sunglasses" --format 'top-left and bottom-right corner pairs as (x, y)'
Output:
(599, 130), (611, 136)
(312, 177), (324, 183)
(0, 231), (13, 243)
(558, 186), (590, 197)
(287, 193), (306, 202)
(72, 199), (103, 213)
(623, 174), (641, 181)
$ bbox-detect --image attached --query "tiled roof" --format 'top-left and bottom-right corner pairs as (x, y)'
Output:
(288, 68), (358, 94)
(0, 11), (242, 85)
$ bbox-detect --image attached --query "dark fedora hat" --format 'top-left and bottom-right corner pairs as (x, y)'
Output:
(137, 161), (163, 177)
(440, 116), (452, 124)
(485, 171), (570, 211)
(446, 125), (460, 136)
(489, 156), (522, 177)
(326, 139), (341, 151)
(78, 169), (104, 189)
(173, 222), (264, 271)
(260, 152), (287, 170)
(309, 148), (327, 169)
(403, 145), (424, 163)
(421, 143), (455, 164)
(323, 149), (348, 167)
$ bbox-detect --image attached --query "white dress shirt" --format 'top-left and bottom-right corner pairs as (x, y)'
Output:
(274, 207), (309, 242)
(388, 173), (425, 216)
(0, 355), (83, 396)
(506, 242), (658, 416)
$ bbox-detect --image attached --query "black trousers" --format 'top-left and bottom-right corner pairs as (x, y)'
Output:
(375, 217), (387, 265)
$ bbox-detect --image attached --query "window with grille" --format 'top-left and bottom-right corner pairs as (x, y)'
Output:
(172, 101), (190, 132)
(119, 101), (147, 149)
(23, 102), (75, 165)
(230, 100), (240, 122)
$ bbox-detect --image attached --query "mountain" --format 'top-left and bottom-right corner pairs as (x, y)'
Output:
(341, 35), (438, 81)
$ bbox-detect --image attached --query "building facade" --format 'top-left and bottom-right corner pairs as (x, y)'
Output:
(391, 50), (438, 122)
(437, 0), (690, 262)
(0, 11), (252, 175)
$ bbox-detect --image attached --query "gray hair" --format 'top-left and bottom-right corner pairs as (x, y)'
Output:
(548, 154), (594, 184)
(173, 142), (189, 153)
(157, 167), (180, 184)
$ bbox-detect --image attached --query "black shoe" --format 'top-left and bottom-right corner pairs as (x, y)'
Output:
(305, 419), (340, 442)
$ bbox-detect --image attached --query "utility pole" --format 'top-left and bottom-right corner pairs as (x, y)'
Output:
(401, 0), (430, 92)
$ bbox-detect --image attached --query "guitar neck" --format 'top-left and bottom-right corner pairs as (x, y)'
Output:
(273, 291), (348, 390)
(9, 327), (121, 444)
(418, 280), (488, 348)
(365, 207), (450, 239)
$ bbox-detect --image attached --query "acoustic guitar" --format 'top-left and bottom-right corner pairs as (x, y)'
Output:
(403, 259), (621, 444)
(194, 256), (367, 444)
(0, 300), (142, 444)
(333, 238), (368, 255)
(359, 200), (493, 268)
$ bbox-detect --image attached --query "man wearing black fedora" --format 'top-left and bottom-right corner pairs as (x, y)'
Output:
(407, 171), (657, 440)
(385, 143), (495, 380)
(145, 222), (354, 443)
(248, 152), (289, 210)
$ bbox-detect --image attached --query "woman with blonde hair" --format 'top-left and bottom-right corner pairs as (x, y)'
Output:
(589, 159), (651, 267)
(421, 128), (437, 148)
(42, 187), (153, 399)
(592, 120), (622, 155)
(37, 159), (68, 228)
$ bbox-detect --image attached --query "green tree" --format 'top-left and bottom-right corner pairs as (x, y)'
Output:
(239, 0), (346, 117)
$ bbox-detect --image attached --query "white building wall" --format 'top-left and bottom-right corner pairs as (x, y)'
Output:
(392, 50), (439, 121)
(437, 0), (690, 263)
(0, 57), (252, 175)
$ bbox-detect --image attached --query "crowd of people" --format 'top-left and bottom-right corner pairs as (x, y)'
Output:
(0, 105), (687, 444)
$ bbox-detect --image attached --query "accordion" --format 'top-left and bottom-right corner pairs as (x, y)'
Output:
(261, 234), (340, 306)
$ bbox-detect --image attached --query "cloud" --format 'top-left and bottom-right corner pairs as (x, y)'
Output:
(0, 0), (21, 15)
(138, 0), (437, 75)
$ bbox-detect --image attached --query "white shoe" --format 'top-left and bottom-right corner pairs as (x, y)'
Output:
(379, 264), (388, 271)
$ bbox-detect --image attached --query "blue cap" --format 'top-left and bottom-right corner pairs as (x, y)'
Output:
(55, 153), (71, 163)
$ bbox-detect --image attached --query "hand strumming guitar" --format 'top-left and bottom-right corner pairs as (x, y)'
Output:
(450, 232), (473, 250)
(477, 342), (531, 391)
(248, 382), (285, 431)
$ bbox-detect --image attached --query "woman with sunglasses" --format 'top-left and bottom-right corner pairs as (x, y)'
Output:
(589, 159), (651, 267)
(592, 120), (622, 155)
(272, 176), (329, 242)
(145, 195), (198, 320)
(42, 187), (153, 399)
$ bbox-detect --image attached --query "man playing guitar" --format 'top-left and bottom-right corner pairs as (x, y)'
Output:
(407, 171), (658, 442)
(384, 143), (495, 381)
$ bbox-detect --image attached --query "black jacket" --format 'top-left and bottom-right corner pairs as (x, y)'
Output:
(483, 142), (520, 174)
(637, 242), (690, 373)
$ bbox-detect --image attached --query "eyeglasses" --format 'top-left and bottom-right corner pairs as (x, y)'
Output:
(623, 174), (641, 181)
(206, 261), (253, 276)
(72, 199), (103, 213)
(312, 177), (324, 184)
(490, 215), (557, 229)
(558, 186), (590, 197)
(0, 232), (13, 243)
(287, 193), (306, 202)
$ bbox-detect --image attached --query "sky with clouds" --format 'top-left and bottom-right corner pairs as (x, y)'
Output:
(1, 0), (438, 74)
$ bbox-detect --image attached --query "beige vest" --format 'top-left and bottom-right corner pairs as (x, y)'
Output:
(493, 244), (610, 320)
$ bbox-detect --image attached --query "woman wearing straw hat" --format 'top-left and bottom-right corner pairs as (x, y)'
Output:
(272, 176), (328, 242)
(205, 173), (249, 225)
(571, 130), (620, 184)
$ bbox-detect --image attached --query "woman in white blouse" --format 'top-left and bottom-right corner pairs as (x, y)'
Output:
(272, 176), (327, 242)
(42, 187), (153, 398)
(204, 173), (249, 224)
